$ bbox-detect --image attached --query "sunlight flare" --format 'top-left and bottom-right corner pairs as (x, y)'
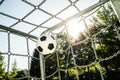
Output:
(66, 18), (86, 39)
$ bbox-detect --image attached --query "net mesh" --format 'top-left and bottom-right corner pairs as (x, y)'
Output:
(0, 0), (120, 80)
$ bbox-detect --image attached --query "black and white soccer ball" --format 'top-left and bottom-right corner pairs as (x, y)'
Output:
(36, 34), (57, 55)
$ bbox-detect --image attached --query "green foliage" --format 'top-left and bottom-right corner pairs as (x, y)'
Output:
(0, 52), (19, 79)
(8, 60), (18, 78)
(30, 49), (40, 77)
(88, 4), (120, 80)
(0, 52), (6, 79)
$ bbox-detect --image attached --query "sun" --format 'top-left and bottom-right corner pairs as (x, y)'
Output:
(66, 18), (86, 39)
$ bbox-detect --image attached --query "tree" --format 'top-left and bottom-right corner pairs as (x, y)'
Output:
(8, 60), (18, 78)
(30, 49), (40, 78)
(68, 4), (120, 80)
(14, 69), (28, 80)
(0, 52), (6, 79)
(91, 4), (120, 71)
(89, 4), (120, 80)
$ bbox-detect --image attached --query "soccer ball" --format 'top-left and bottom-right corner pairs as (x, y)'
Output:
(36, 34), (57, 55)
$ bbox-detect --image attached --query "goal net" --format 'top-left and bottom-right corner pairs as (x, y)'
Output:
(0, 0), (120, 80)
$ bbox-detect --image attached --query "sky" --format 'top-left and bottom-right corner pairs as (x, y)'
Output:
(0, 0), (99, 72)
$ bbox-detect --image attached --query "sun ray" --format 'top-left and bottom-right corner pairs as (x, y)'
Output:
(66, 18), (86, 39)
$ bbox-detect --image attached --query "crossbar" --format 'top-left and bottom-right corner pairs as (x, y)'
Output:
(0, 25), (37, 39)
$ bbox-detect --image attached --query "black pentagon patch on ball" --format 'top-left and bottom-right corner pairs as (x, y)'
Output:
(48, 43), (54, 50)
(40, 36), (46, 41)
(38, 46), (43, 52)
